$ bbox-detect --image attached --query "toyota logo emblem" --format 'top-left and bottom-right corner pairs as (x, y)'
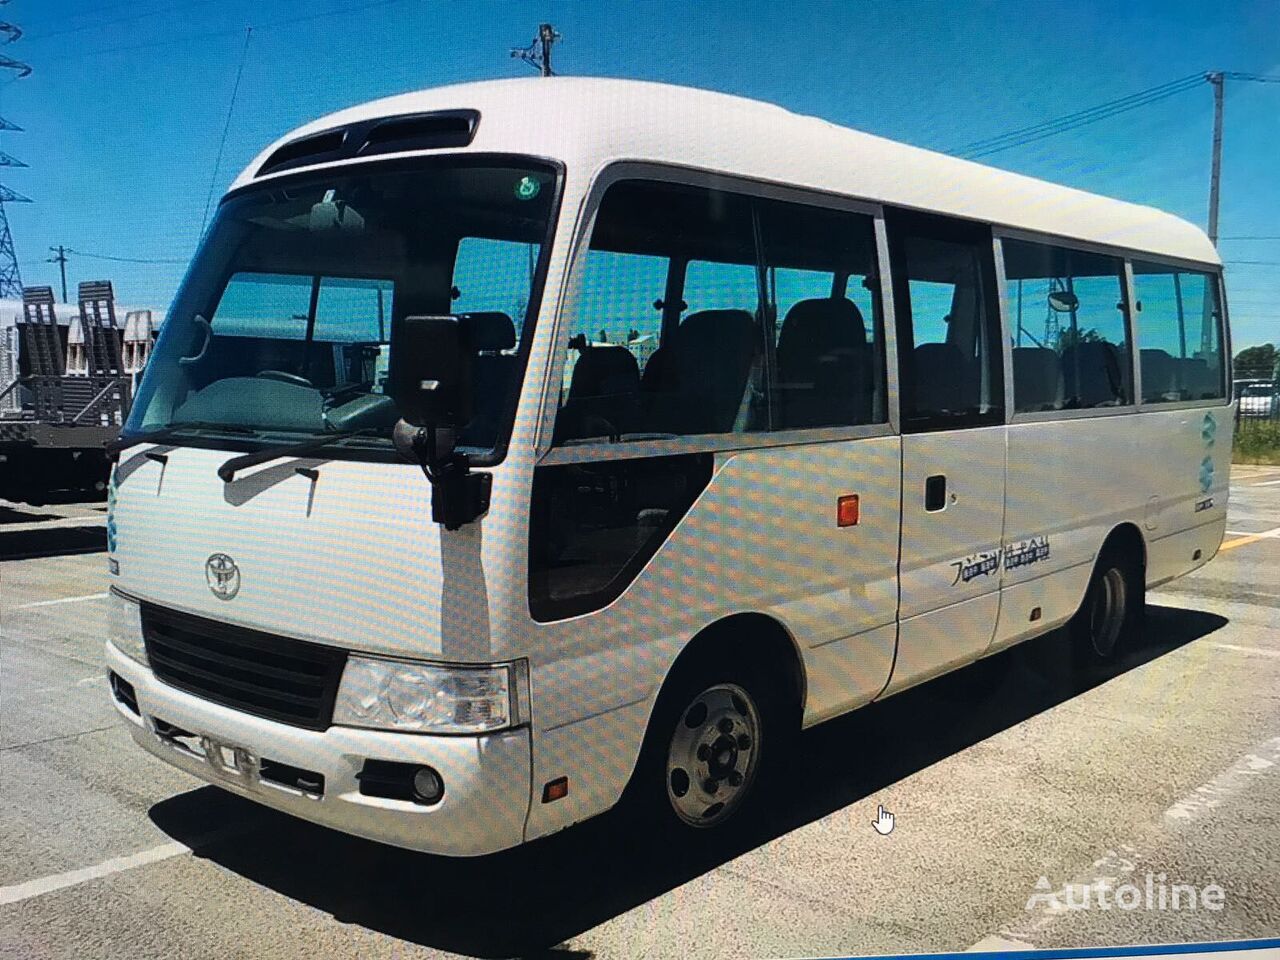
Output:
(205, 553), (241, 600)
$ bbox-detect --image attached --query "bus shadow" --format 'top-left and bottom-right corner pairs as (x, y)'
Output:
(0, 524), (106, 561)
(149, 603), (1227, 958)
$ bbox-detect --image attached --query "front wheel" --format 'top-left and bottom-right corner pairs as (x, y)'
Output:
(1069, 542), (1144, 676)
(627, 655), (792, 837)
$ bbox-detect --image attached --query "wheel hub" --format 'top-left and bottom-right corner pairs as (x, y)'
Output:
(666, 682), (761, 827)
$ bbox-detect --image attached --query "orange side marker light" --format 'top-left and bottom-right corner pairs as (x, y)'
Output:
(837, 494), (860, 527)
(542, 777), (569, 803)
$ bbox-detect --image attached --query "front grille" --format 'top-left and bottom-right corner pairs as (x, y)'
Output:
(141, 604), (347, 730)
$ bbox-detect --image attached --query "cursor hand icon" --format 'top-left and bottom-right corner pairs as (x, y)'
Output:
(872, 804), (895, 836)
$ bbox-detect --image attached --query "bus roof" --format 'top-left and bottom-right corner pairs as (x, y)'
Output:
(234, 77), (1219, 267)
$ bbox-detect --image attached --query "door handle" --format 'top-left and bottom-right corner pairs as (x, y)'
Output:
(925, 474), (947, 512)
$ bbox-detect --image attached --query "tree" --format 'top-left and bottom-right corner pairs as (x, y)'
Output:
(1234, 343), (1277, 380)
(1053, 327), (1103, 352)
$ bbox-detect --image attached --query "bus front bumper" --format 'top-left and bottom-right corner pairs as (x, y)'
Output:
(105, 642), (532, 857)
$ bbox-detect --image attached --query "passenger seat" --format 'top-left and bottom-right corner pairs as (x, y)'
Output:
(911, 342), (967, 415)
(1062, 341), (1125, 407)
(1012, 346), (1064, 412)
(1140, 348), (1178, 403)
(557, 343), (642, 441)
(775, 297), (870, 428)
(647, 309), (759, 435)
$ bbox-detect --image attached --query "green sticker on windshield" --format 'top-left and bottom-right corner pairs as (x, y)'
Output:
(514, 175), (541, 201)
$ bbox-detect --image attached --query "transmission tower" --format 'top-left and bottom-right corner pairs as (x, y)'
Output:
(510, 23), (561, 77)
(0, 0), (30, 298)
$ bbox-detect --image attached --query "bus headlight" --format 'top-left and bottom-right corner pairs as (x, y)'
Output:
(334, 656), (528, 735)
(107, 589), (147, 666)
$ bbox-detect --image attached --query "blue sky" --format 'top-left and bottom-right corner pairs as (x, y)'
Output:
(5, 0), (1279, 349)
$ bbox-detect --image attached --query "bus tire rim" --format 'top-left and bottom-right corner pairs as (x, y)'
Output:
(1089, 566), (1127, 658)
(666, 682), (761, 828)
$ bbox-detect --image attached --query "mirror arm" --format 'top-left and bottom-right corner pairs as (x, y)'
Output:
(393, 421), (492, 530)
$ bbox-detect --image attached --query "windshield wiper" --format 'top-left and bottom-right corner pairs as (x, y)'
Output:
(105, 421), (257, 457)
(216, 429), (374, 483)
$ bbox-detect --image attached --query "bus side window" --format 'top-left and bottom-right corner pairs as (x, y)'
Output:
(757, 196), (885, 429)
(1002, 239), (1132, 412)
(552, 179), (759, 444)
(1132, 261), (1226, 402)
(555, 249), (667, 443)
(888, 214), (1003, 428)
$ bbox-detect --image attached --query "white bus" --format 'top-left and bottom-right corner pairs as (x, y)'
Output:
(104, 78), (1233, 856)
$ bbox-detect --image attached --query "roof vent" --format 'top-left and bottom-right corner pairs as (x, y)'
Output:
(258, 128), (348, 177)
(359, 111), (479, 157)
(256, 110), (479, 178)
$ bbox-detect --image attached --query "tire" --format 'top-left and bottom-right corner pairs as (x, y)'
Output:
(1069, 540), (1144, 677)
(624, 649), (794, 838)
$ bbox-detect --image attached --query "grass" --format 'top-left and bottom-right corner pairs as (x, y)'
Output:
(1234, 420), (1280, 465)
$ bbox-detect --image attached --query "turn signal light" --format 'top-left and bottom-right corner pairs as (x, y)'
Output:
(837, 495), (860, 527)
(542, 777), (569, 803)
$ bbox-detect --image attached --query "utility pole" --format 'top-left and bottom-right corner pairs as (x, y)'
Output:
(47, 245), (68, 302)
(1205, 72), (1225, 249)
(511, 23), (561, 77)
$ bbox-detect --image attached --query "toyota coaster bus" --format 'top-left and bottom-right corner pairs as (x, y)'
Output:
(105, 78), (1233, 856)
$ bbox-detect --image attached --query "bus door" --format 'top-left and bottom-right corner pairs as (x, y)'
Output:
(882, 210), (1007, 696)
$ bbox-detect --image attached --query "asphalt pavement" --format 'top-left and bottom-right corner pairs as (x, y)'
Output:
(2, 467), (1278, 959)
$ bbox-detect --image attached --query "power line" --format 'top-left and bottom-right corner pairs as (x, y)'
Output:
(201, 26), (253, 235)
(43, 0), (417, 65)
(1224, 72), (1280, 84)
(23, 0), (221, 43)
(1221, 236), (1280, 241)
(1223, 260), (1280, 267)
(949, 74), (1205, 159)
(65, 248), (188, 265)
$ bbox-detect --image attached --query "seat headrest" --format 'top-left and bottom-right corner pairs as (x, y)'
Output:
(570, 344), (640, 397)
(461, 311), (516, 352)
(679, 309), (757, 341)
(780, 298), (866, 347)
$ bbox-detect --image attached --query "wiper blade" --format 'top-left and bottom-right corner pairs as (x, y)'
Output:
(216, 429), (373, 483)
(105, 421), (256, 457)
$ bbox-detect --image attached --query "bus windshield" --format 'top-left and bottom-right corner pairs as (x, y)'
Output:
(126, 157), (558, 459)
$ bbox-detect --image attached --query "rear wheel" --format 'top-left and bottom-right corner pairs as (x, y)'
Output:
(1070, 540), (1144, 676)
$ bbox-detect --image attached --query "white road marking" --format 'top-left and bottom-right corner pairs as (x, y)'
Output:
(0, 842), (189, 906)
(28, 675), (102, 696)
(0, 828), (243, 906)
(1251, 478), (1280, 487)
(1165, 737), (1280, 822)
(0, 516), (106, 533)
(969, 735), (1280, 949)
(15, 592), (108, 609)
(1212, 642), (1280, 660)
(966, 935), (1035, 951)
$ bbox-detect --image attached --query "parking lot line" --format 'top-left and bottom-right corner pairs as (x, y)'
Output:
(0, 841), (191, 907)
(1212, 643), (1280, 660)
(14, 592), (108, 609)
(0, 827), (245, 907)
(1218, 525), (1280, 552)
(1253, 479), (1280, 487)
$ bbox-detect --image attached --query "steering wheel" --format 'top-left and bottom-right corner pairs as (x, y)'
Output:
(256, 370), (314, 388)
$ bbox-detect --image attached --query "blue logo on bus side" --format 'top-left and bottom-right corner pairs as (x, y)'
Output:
(1198, 412), (1217, 496)
(106, 469), (118, 554)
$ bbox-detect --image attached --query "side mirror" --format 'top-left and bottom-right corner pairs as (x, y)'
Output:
(387, 314), (490, 531)
(386, 315), (475, 429)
